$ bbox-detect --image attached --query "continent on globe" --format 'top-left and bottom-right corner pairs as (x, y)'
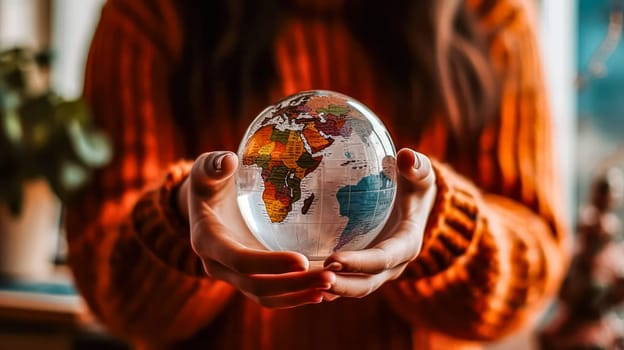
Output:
(241, 95), (353, 223)
(302, 193), (315, 215)
(335, 171), (395, 250)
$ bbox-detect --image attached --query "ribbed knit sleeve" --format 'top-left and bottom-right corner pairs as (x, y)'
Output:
(382, 0), (570, 341)
(64, 0), (234, 343)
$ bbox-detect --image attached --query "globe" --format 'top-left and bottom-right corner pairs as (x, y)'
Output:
(236, 90), (397, 260)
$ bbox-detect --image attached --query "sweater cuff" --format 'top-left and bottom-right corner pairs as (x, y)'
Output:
(411, 159), (482, 278)
(131, 161), (204, 275)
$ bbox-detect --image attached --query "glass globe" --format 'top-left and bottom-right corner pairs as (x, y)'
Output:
(236, 90), (397, 260)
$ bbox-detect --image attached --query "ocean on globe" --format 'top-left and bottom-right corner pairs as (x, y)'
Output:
(236, 90), (397, 260)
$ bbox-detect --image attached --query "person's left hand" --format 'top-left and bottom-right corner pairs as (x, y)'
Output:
(322, 148), (437, 300)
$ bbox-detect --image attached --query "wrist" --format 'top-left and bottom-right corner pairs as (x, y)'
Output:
(130, 160), (202, 274)
(159, 160), (193, 231)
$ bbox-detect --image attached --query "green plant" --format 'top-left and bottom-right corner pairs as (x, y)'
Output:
(0, 47), (112, 216)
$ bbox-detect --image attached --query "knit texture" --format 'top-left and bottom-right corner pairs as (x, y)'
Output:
(65, 0), (569, 348)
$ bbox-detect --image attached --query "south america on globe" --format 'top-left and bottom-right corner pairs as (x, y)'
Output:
(236, 90), (397, 260)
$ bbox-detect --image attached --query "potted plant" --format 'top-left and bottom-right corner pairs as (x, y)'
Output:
(0, 47), (112, 279)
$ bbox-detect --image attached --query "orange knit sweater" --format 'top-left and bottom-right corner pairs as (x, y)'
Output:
(66, 0), (570, 349)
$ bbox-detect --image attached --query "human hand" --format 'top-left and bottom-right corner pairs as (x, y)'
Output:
(178, 151), (336, 308)
(322, 148), (437, 299)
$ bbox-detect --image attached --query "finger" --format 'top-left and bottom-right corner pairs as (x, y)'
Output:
(396, 148), (435, 193)
(189, 151), (239, 199)
(324, 220), (422, 274)
(330, 264), (406, 298)
(255, 289), (326, 309)
(191, 214), (309, 273)
(321, 292), (341, 302)
(203, 259), (334, 297)
(217, 244), (309, 274)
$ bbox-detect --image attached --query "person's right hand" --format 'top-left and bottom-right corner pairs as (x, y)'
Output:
(177, 151), (336, 308)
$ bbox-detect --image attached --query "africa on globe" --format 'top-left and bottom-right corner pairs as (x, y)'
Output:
(236, 90), (397, 260)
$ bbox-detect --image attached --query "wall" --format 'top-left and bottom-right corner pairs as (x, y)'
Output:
(0, 0), (48, 49)
(51, 0), (105, 99)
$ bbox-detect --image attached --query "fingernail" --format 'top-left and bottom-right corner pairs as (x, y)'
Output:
(317, 283), (332, 290)
(325, 262), (343, 272)
(290, 263), (307, 271)
(213, 152), (231, 172)
(413, 151), (422, 170)
(322, 292), (340, 302)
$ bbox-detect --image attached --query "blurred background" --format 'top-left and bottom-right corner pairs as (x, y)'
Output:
(0, 0), (622, 349)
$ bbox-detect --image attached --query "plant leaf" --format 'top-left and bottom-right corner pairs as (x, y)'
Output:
(55, 99), (89, 124)
(66, 120), (112, 167)
(59, 160), (88, 193)
(1, 107), (22, 144)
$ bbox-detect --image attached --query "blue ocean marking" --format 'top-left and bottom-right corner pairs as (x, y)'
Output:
(334, 171), (395, 250)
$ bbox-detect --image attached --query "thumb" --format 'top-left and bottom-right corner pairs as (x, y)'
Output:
(396, 148), (435, 193)
(190, 151), (239, 199)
